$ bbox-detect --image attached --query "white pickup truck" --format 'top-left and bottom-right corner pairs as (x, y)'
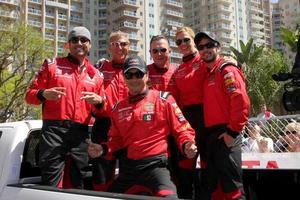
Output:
(0, 120), (174, 200)
(1, 120), (300, 200)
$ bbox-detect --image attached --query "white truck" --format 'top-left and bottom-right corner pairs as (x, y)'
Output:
(0, 120), (172, 200)
(1, 120), (300, 200)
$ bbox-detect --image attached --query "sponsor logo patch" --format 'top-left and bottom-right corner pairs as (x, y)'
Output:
(144, 102), (155, 112)
(143, 114), (153, 121)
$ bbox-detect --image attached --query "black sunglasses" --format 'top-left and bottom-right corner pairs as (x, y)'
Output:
(175, 38), (191, 46)
(124, 71), (145, 80)
(196, 42), (218, 50)
(286, 131), (297, 135)
(152, 48), (167, 54)
(69, 37), (90, 44)
(111, 42), (129, 47)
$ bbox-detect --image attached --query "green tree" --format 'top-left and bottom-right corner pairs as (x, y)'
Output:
(0, 22), (53, 122)
(280, 27), (300, 53)
(230, 39), (290, 116)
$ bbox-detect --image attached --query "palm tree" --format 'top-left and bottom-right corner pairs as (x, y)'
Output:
(230, 39), (289, 116)
(280, 27), (300, 53)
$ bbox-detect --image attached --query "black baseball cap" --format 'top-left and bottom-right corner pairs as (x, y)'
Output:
(123, 55), (147, 74)
(194, 31), (220, 45)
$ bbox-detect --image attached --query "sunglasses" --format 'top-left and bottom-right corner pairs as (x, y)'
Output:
(152, 48), (167, 54)
(175, 38), (191, 46)
(196, 42), (218, 50)
(69, 37), (90, 44)
(124, 71), (145, 80)
(110, 41), (129, 47)
(286, 131), (297, 135)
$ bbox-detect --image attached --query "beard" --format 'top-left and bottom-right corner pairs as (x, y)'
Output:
(202, 52), (217, 63)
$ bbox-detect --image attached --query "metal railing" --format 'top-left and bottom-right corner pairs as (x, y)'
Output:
(242, 115), (300, 153)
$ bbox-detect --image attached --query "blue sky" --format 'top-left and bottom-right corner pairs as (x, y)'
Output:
(271, 0), (278, 2)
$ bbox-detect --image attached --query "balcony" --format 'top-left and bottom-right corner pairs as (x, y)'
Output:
(99, 33), (108, 40)
(164, 0), (183, 8)
(119, 21), (139, 30)
(70, 16), (82, 23)
(46, 0), (69, 10)
(114, 0), (139, 10)
(28, 20), (41, 27)
(0, 0), (18, 5)
(169, 40), (177, 48)
(215, 0), (232, 6)
(250, 14), (263, 22)
(45, 23), (55, 29)
(166, 20), (183, 27)
(128, 33), (139, 41)
(251, 23), (264, 30)
(58, 36), (67, 42)
(214, 14), (231, 22)
(249, 6), (263, 14)
(171, 51), (182, 59)
(164, 9), (183, 18)
(216, 23), (231, 31)
(70, 5), (81, 12)
(99, 3), (107, 9)
(221, 42), (230, 48)
(219, 33), (232, 42)
(130, 46), (139, 52)
(217, 5), (231, 14)
(58, 13), (67, 20)
(115, 10), (139, 21)
(46, 12), (54, 18)
(58, 25), (67, 31)
(28, 8), (42, 15)
(29, 0), (42, 4)
(0, 10), (17, 18)
(45, 33), (54, 40)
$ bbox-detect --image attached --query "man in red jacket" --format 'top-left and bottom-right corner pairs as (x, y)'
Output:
(91, 31), (130, 191)
(25, 26), (105, 188)
(194, 32), (250, 200)
(87, 55), (197, 198)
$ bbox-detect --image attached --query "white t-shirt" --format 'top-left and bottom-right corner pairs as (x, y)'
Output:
(242, 137), (274, 153)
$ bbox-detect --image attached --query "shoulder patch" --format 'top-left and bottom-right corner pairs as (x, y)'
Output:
(218, 62), (240, 72)
(159, 91), (170, 100)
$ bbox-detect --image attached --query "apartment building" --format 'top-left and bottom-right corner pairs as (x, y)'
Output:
(272, 2), (284, 52)
(184, 0), (272, 53)
(0, 0), (185, 65)
(272, 0), (300, 61)
(98, 0), (184, 65)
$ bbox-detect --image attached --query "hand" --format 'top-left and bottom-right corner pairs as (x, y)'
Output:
(86, 139), (103, 158)
(43, 87), (66, 100)
(257, 139), (269, 152)
(218, 132), (235, 147)
(184, 142), (197, 159)
(96, 58), (109, 68)
(81, 92), (103, 105)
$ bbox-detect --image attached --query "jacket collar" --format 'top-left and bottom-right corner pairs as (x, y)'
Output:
(182, 52), (197, 63)
(129, 89), (149, 104)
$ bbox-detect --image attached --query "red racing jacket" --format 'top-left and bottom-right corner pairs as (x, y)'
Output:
(147, 63), (177, 95)
(96, 61), (128, 116)
(203, 57), (250, 134)
(173, 52), (206, 107)
(104, 90), (195, 160)
(25, 54), (105, 125)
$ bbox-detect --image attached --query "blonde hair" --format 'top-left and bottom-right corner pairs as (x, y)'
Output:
(109, 31), (129, 43)
(285, 122), (300, 133)
(175, 26), (195, 39)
